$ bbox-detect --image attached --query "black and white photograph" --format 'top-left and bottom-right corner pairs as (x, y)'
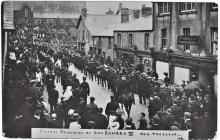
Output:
(1, 1), (218, 139)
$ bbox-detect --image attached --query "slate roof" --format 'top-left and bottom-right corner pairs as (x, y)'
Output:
(94, 15), (152, 36)
(84, 14), (121, 36)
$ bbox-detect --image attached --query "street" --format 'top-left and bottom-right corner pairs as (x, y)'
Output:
(43, 64), (150, 128)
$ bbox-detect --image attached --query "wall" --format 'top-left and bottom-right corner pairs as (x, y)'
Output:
(77, 17), (91, 54)
(153, 3), (218, 55)
(93, 36), (115, 60)
(114, 31), (153, 51)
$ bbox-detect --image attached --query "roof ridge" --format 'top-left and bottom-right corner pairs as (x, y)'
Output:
(87, 14), (119, 17)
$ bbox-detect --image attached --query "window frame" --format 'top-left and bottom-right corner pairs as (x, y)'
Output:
(183, 28), (191, 52)
(161, 28), (167, 49)
(158, 2), (172, 16)
(179, 2), (197, 14)
(117, 33), (122, 47)
(211, 27), (218, 55)
(144, 33), (149, 50)
(128, 33), (133, 47)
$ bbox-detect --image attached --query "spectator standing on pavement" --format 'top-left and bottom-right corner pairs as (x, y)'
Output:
(124, 117), (136, 130)
(138, 112), (148, 130)
(115, 109), (124, 130)
(105, 95), (119, 120)
(93, 108), (108, 129)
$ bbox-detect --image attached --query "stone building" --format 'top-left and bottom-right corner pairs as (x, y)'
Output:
(76, 8), (121, 56)
(152, 2), (218, 94)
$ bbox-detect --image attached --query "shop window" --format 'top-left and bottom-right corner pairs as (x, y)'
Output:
(117, 33), (122, 47)
(183, 28), (190, 52)
(179, 3), (196, 14)
(144, 33), (149, 50)
(158, 2), (171, 16)
(211, 28), (218, 55)
(161, 28), (167, 49)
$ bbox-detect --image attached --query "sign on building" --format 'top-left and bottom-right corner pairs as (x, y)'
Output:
(3, 1), (14, 30)
(178, 36), (200, 45)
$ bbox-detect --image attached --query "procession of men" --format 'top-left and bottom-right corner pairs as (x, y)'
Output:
(2, 2), (217, 140)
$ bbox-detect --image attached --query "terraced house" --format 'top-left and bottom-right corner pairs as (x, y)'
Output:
(152, 2), (218, 95)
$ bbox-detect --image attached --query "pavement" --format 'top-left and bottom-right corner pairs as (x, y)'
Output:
(43, 64), (150, 128)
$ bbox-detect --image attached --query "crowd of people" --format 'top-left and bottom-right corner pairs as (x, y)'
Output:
(3, 19), (217, 139)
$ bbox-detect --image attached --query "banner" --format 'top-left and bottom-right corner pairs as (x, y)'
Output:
(32, 128), (189, 139)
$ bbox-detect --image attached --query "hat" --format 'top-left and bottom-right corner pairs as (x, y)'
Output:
(71, 113), (81, 120)
(184, 112), (191, 118)
(83, 76), (87, 80)
(51, 113), (57, 119)
(90, 97), (95, 101)
(163, 72), (168, 76)
(98, 107), (103, 113)
(116, 108), (124, 116)
(68, 109), (75, 116)
(125, 117), (133, 124)
(121, 75), (126, 80)
(166, 108), (172, 114)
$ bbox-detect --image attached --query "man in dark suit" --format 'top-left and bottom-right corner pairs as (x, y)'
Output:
(86, 97), (98, 115)
(171, 99), (183, 123)
(48, 85), (59, 113)
(105, 96), (119, 119)
(93, 108), (108, 129)
(163, 108), (176, 130)
(47, 113), (61, 128)
(80, 76), (90, 105)
(45, 70), (55, 92)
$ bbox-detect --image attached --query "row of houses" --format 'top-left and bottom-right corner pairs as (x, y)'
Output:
(76, 2), (218, 95)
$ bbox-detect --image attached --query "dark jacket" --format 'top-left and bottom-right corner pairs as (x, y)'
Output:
(116, 117), (124, 130)
(47, 119), (61, 128)
(48, 89), (59, 105)
(105, 101), (119, 116)
(95, 114), (108, 129)
(80, 81), (90, 96)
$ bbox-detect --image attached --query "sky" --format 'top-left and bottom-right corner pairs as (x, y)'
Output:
(86, 1), (152, 14)
(13, 1), (152, 15)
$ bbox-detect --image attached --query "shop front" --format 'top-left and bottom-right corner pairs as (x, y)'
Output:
(152, 51), (217, 93)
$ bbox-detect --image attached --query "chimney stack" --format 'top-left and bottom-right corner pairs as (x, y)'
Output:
(81, 8), (87, 17)
(142, 6), (152, 17)
(121, 8), (129, 23)
(119, 3), (122, 10)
